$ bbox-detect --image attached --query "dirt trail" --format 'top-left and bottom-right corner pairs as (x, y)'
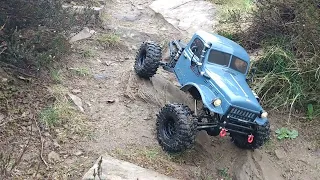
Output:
(59, 0), (319, 179)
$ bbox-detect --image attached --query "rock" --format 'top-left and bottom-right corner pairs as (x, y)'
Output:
(160, 27), (167, 31)
(275, 149), (286, 160)
(48, 151), (60, 163)
(74, 150), (84, 156)
(107, 99), (115, 103)
(71, 89), (81, 94)
(93, 74), (108, 80)
(149, 0), (217, 36)
(137, 5), (144, 10)
(1, 78), (7, 82)
(69, 27), (96, 43)
(53, 139), (61, 148)
(103, 61), (112, 66)
(82, 154), (177, 180)
(68, 93), (84, 112)
(131, 45), (137, 50)
(0, 113), (4, 121)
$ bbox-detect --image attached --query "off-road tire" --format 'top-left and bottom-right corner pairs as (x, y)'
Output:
(134, 41), (161, 79)
(231, 122), (271, 149)
(206, 128), (220, 136)
(156, 103), (197, 153)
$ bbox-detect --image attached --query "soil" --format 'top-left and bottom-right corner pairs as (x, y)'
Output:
(1, 0), (320, 180)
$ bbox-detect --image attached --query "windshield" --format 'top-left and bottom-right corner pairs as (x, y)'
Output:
(230, 56), (248, 74)
(208, 50), (231, 66)
(207, 49), (248, 74)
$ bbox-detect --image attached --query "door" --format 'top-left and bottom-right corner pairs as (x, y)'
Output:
(174, 37), (205, 86)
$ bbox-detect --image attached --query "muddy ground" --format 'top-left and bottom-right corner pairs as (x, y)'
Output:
(1, 0), (320, 179)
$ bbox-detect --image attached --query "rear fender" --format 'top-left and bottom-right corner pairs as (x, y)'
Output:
(181, 83), (224, 114)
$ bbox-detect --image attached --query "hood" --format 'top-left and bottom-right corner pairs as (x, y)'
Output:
(205, 66), (262, 113)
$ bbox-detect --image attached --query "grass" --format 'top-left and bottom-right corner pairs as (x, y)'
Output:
(217, 167), (232, 180)
(96, 33), (121, 48)
(40, 106), (60, 127)
(50, 69), (63, 83)
(210, 0), (254, 23)
(212, 0), (320, 119)
(81, 49), (96, 58)
(69, 67), (90, 76)
(41, 85), (90, 139)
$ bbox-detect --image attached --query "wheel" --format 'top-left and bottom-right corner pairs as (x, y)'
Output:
(156, 103), (197, 153)
(206, 128), (220, 136)
(134, 41), (161, 79)
(231, 122), (271, 149)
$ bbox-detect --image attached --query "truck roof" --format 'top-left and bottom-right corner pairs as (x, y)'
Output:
(195, 30), (250, 63)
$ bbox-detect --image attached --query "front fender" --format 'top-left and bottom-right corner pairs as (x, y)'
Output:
(181, 83), (224, 114)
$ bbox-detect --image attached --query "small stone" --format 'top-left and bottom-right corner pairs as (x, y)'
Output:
(103, 61), (112, 66)
(53, 139), (61, 148)
(69, 27), (95, 43)
(48, 151), (60, 163)
(124, 57), (129, 60)
(68, 93), (84, 112)
(74, 150), (84, 156)
(1, 78), (8, 82)
(137, 6), (144, 10)
(85, 101), (92, 107)
(93, 74), (108, 80)
(71, 89), (81, 94)
(275, 149), (286, 160)
(131, 45), (137, 50)
(107, 99), (115, 103)
(0, 113), (5, 121)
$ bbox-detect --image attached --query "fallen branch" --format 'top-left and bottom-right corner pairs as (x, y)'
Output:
(33, 117), (48, 168)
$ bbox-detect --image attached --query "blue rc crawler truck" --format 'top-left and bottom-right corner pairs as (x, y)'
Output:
(133, 30), (270, 153)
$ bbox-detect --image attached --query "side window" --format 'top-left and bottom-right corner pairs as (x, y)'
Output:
(190, 38), (204, 59)
(208, 50), (231, 66)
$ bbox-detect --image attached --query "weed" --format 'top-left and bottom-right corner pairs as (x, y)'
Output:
(70, 67), (90, 76)
(81, 49), (95, 58)
(210, 0), (254, 23)
(96, 33), (121, 48)
(275, 127), (299, 140)
(50, 69), (63, 83)
(44, 85), (90, 137)
(40, 106), (60, 127)
(217, 167), (232, 180)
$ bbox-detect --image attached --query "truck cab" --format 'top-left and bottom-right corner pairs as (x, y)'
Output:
(174, 30), (268, 126)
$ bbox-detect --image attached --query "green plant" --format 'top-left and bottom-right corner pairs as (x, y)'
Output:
(217, 167), (232, 180)
(70, 67), (90, 76)
(275, 127), (299, 140)
(40, 106), (60, 127)
(96, 33), (121, 48)
(307, 104), (314, 120)
(51, 69), (63, 83)
(81, 49), (95, 58)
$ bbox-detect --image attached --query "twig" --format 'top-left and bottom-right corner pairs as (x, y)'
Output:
(9, 125), (32, 172)
(33, 118), (48, 168)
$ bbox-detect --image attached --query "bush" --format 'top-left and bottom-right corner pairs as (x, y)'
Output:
(218, 0), (320, 117)
(0, 0), (97, 74)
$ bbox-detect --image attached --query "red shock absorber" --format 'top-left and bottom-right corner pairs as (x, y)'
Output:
(219, 128), (227, 137)
(248, 134), (254, 143)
